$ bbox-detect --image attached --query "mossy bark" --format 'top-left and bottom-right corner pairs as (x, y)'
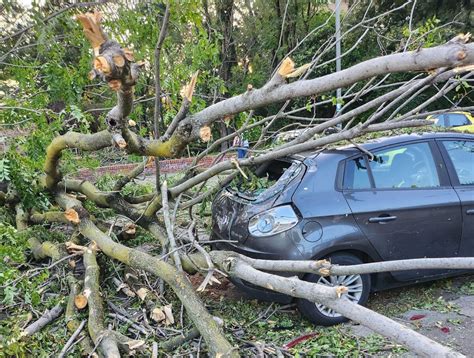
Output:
(83, 247), (121, 358)
(65, 275), (96, 356)
(28, 237), (67, 261)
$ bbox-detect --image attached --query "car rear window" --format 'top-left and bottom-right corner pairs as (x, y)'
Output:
(343, 157), (370, 189)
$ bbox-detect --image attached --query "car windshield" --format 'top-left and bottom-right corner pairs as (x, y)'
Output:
(228, 160), (303, 202)
(253, 161), (302, 203)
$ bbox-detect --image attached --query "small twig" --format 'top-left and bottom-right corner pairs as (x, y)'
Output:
(230, 158), (248, 179)
(161, 181), (183, 271)
(58, 319), (87, 358)
(108, 313), (150, 336)
(153, 3), (171, 191)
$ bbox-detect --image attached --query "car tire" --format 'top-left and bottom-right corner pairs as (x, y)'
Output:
(297, 253), (371, 326)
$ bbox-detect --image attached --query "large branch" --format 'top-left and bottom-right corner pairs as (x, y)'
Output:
(227, 255), (474, 277)
(185, 40), (474, 128)
(125, 38), (473, 158)
(44, 131), (113, 189)
(201, 252), (464, 358)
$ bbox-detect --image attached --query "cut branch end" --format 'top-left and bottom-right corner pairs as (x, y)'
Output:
(64, 208), (81, 224)
(76, 12), (106, 54)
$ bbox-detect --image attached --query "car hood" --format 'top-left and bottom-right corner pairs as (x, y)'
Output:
(212, 160), (305, 243)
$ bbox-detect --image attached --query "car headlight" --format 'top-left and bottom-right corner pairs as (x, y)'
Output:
(248, 205), (299, 237)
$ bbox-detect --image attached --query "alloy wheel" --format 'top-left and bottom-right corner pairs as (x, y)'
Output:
(315, 274), (364, 317)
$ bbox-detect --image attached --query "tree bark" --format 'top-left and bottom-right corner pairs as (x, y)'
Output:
(83, 246), (121, 358)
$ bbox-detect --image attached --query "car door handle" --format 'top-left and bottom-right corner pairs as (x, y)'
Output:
(467, 209), (474, 215)
(368, 215), (397, 223)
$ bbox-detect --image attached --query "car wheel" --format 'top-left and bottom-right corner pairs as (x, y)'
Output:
(297, 253), (371, 326)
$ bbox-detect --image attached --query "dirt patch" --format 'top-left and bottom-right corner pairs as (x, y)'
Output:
(188, 274), (246, 301)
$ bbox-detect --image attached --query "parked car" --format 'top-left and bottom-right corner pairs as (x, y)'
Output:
(211, 132), (474, 326)
(427, 111), (474, 133)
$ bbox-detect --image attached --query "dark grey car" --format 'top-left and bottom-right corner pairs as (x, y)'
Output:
(211, 132), (474, 325)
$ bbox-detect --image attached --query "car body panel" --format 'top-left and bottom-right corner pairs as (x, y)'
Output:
(290, 152), (381, 262)
(436, 138), (474, 256)
(343, 188), (462, 281)
(342, 139), (463, 281)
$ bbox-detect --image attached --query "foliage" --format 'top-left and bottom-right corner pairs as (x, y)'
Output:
(0, 225), (62, 311)
(230, 169), (276, 196)
(2, 148), (51, 210)
(0, 158), (11, 182)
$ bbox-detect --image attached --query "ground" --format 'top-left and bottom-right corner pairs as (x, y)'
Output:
(190, 273), (474, 356)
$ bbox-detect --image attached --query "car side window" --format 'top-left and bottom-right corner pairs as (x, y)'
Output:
(446, 113), (470, 127)
(433, 115), (447, 127)
(343, 156), (371, 189)
(442, 141), (474, 185)
(369, 142), (440, 189)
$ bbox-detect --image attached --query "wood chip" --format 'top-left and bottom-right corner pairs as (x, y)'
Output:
(125, 339), (145, 350)
(151, 308), (166, 322)
(163, 304), (174, 325)
(124, 222), (136, 235)
(76, 12), (106, 53)
(335, 286), (348, 298)
(145, 156), (154, 168)
(136, 287), (149, 301)
(116, 282), (136, 297)
(286, 63), (311, 78)
(180, 71), (199, 101)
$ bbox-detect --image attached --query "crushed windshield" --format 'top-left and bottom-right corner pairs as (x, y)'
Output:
(228, 160), (302, 202)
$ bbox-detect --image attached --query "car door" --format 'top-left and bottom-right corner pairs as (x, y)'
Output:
(437, 139), (474, 255)
(342, 140), (462, 281)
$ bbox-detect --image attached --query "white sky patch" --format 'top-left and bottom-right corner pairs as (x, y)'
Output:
(15, 0), (45, 9)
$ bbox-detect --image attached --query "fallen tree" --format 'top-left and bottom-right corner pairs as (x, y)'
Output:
(2, 2), (474, 357)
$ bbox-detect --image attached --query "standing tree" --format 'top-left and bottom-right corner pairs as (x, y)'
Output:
(1, 1), (474, 357)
